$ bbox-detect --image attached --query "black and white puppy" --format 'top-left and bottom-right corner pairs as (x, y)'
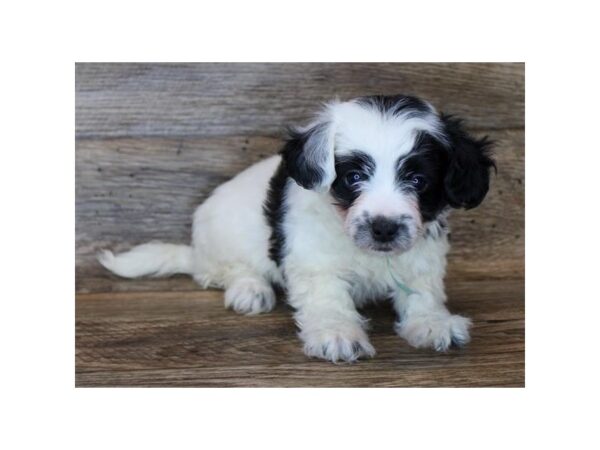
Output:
(99, 94), (494, 362)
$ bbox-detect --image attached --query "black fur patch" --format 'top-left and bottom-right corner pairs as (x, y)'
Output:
(355, 94), (431, 118)
(396, 133), (451, 222)
(263, 161), (290, 265)
(441, 115), (495, 209)
(281, 123), (329, 190)
(330, 151), (376, 209)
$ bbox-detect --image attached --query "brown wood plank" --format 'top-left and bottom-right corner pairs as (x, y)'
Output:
(76, 129), (523, 292)
(76, 279), (524, 387)
(76, 63), (524, 138)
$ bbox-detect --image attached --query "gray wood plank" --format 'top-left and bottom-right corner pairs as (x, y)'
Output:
(76, 63), (524, 138)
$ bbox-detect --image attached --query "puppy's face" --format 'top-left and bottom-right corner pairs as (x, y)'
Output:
(282, 95), (494, 254)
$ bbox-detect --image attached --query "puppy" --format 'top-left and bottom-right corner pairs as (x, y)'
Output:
(99, 94), (494, 362)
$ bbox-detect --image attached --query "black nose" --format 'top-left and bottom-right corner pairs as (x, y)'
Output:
(370, 217), (400, 242)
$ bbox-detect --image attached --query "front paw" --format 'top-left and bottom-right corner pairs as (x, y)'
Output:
(300, 322), (375, 363)
(224, 277), (276, 315)
(395, 312), (472, 352)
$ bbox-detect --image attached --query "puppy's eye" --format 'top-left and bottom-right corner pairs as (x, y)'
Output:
(344, 170), (367, 187)
(409, 175), (428, 191)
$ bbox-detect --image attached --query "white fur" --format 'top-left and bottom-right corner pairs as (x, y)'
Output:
(100, 98), (471, 363)
(98, 242), (193, 278)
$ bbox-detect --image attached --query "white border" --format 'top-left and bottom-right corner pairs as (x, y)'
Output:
(3, 0), (600, 448)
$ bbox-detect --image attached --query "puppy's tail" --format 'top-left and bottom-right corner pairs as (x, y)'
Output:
(97, 242), (194, 278)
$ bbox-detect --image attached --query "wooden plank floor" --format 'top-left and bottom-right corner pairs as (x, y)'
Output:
(76, 279), (524, 387)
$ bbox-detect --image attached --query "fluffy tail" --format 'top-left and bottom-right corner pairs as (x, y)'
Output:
(98, 242), (194, 278)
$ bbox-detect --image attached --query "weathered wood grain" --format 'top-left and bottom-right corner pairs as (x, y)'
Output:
(75, 129), (523, 292)
(76, 279), (524, 387)
(76, 63), (524, 138)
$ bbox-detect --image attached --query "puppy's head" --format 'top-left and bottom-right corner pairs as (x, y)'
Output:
(281, 95), (495, 253)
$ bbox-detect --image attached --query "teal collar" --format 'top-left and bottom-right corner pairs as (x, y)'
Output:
(386, 257), (417, 296)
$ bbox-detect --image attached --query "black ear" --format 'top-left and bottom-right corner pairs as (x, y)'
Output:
(280, 121), (336, 192)
(442, 115), (496, 209)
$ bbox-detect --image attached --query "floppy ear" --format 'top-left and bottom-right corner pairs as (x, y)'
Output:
(442, 115), (496, 209)
(281, 117), (336, 192)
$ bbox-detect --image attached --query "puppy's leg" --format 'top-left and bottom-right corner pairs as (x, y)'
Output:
(288, 274), (375, 363)
(223, 270), (276, 316)
(392, 276), (471, 351)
